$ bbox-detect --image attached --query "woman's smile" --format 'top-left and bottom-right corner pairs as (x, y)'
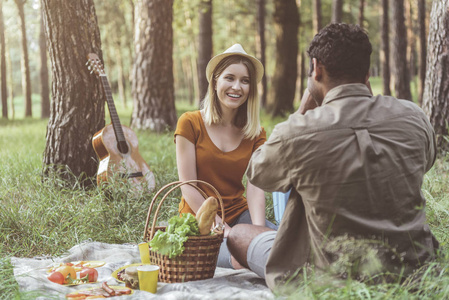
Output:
(227, 93), (242, 99)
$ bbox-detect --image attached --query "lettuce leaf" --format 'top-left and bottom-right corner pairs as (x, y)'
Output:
(150, 230), (188, 258)
(149, 213), (199, 258)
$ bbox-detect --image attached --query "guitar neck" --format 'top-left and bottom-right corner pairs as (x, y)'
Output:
(100, 75), (129, 154)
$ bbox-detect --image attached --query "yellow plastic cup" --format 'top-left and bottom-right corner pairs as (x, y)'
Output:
(138, 242), (151, 263)
(137, 265), (159, 293)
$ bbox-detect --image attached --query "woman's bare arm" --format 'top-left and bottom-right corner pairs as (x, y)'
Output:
(176, 135), (231, 236)
(246, 180), (266, 226)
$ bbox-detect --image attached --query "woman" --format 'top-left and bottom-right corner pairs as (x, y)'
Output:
(174, 44), (277, 269)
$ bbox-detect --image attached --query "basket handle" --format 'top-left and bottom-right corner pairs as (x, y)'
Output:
(143, 180), (225, 241)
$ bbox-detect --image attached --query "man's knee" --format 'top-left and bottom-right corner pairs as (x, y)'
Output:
(228, 224), (274, 252)
(227, 224), (249, 250)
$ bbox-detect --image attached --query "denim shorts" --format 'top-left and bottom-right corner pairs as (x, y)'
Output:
(217, 210), (277, 269)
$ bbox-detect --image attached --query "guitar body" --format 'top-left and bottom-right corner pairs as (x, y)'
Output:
(92, 124), (156, 192)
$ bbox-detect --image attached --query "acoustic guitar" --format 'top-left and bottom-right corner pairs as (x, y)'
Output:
(87, 53), (155, 192)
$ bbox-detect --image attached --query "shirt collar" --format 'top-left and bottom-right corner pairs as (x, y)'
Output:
(322, 83), (372, 105)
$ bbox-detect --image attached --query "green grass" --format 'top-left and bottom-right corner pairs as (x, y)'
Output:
(1, 82), (449, 299)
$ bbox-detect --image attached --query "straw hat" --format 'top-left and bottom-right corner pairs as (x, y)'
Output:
(205, 44), (264, 83)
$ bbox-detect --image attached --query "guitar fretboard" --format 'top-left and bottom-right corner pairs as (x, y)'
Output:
(100, 75), (129, 154)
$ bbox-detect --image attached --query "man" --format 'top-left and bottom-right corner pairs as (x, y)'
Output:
(227, 23), (439, 290)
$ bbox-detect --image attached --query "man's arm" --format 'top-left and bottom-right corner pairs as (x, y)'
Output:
(297, 89), (317, 115)
(246, 132), (291, 193)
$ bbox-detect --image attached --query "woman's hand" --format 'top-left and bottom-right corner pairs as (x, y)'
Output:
(215, 215), (231, 238)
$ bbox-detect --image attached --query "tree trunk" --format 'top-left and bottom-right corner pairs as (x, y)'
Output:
(131, 0), (177, 132)
(422, 0), (449, 153)
(42, 0), (105, 183)
(381, 0), (391, 95)
(197, 0), (212, 104)
(257, 0), (267, 109)
(418, 0), (426, 105)
(39, 8), (50, 119)
(14, 0), (32, 117)
(0, 0), (7, 118)
(332, 0), (343, 23)
(270, 0), (299, 117)
(358, 0), (365, 28)
(313, 0), (322, 33)
(391, 0), (412, 101)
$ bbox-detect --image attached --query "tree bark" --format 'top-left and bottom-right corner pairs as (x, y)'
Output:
(391, 0), (412, 101)
(197, 0), (212, 104)
(257, 0), (267, 109)
(270, 0), (299, 117)
(332, 0), (343, 23)
(40, 8), (50, 119)
(313, 0), (322, 33)
(381, 0), (391, 95)
(131, 0), (177, 132)
(42, 0), (105, 183)
(0, 0), (7, 118)
(418, 0), (426, 105)
(422, 0), (449, 153)
(14, 0), (32, 117)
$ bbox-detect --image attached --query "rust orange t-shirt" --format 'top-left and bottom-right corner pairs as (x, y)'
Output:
(174, 111), (266, 224)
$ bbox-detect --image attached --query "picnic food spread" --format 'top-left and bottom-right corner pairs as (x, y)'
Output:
(47, 261), (103, 285)
(46, 260), (137, 297)
(47, 261), (105, 273)
(65, 282), (133, 299)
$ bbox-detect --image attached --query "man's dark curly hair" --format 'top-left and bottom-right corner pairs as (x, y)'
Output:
(307, 23), (372, 83)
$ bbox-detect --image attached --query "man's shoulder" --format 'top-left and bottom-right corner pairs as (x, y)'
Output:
(373, 95), (427, 119)
(270, 111), (321, 141)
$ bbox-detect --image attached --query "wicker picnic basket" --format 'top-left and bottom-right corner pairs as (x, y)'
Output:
(143, 180), (225, 283)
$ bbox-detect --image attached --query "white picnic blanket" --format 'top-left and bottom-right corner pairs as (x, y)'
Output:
(12, 241), (274, 300)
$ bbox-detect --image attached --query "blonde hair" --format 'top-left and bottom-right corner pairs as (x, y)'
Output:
(202, 55), (261, 140)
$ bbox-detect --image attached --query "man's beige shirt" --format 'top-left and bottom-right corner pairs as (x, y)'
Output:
(247, 84), (438, 290)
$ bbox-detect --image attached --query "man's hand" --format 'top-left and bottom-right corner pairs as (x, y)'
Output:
(298, 89), (318, 115)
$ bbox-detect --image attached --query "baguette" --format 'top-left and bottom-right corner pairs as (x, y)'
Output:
(196, 197), (219, 235)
